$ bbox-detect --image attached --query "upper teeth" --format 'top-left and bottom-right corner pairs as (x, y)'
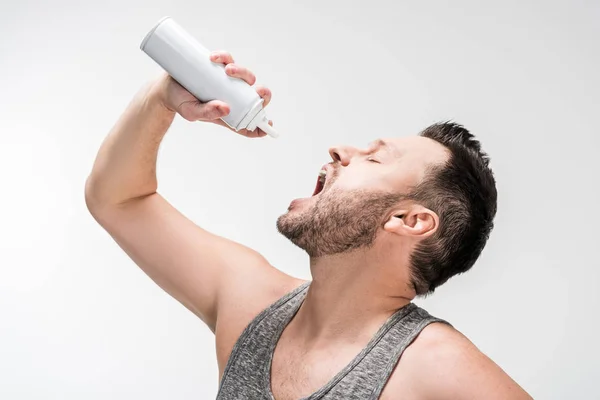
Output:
(319, 170), (326, 181)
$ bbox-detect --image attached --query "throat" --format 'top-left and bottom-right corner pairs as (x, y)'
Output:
(298, 253), (413, 343)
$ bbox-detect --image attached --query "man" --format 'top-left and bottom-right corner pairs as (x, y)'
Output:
(85, 50), (532, 399)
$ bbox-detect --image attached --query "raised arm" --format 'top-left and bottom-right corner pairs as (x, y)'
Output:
(85, 52), (291, 334)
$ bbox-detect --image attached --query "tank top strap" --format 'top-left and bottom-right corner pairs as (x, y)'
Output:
(367, 306), (449, 399)
(217, 281), (310, 399)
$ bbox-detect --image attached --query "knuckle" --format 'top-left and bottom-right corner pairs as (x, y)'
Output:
(193, 105), (210, 120)
(209, 106), (223, 119)
(226, 64), (237, 74)
(203, 108), (216, 120)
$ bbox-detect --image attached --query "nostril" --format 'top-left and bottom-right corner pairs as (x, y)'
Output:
(329, 148), (341, 162)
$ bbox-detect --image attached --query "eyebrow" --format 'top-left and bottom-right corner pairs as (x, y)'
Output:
(368, 139), (399, 157)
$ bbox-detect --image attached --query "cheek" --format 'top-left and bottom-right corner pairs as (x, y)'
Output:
(333, 173), (376, 191)
(333, 166), (403, 193)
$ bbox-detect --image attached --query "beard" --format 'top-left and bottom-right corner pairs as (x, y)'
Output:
(276, 187), (402, 258)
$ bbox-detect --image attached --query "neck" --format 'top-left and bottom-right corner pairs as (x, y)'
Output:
(291, 243), (414, 346)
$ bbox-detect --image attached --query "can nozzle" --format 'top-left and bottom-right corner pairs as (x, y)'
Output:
(257, 117), (279, 138)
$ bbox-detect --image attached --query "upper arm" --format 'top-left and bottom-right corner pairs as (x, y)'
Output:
(385, 323), (532, 400)
(88, 192), (285, 331)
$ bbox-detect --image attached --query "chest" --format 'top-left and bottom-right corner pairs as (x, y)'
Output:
(269, 338), (424, 400)
(270, 334), (363, 400)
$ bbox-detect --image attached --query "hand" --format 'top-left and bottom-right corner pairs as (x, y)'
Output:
(153, 51), (273, 138)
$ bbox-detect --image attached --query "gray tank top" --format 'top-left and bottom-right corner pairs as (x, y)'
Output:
(216, 282), (448, 399)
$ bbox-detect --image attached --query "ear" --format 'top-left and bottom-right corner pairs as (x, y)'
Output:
(383, 205), (439, 239)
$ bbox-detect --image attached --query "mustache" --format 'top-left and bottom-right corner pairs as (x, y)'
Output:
(328, 163), (340, 182)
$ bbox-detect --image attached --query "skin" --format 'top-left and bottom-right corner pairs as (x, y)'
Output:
(86, 51), (532, 399)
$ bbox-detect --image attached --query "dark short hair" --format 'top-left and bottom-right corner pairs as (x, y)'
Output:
(407, 122), (498, 295)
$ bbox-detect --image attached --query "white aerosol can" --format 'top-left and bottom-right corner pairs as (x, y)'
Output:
(140, 17), (278, 138)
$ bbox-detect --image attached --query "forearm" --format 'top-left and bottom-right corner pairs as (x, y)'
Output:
(85, 78), (175, 207)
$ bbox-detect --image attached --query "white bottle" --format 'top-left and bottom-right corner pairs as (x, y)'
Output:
(140, 17), (278, 138)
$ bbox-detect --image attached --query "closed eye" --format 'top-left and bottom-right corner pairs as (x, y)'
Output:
(367, 158), (380, 163)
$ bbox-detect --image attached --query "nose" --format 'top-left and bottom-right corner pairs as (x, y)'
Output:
(328, 145), (358, 167)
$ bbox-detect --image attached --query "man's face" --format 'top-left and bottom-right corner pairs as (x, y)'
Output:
(276, 136), (449, 257)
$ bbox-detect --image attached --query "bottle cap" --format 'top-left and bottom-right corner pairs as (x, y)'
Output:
(247, 107), (278, 138)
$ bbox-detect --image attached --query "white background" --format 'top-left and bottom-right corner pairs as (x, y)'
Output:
(1, 0), (598, 398)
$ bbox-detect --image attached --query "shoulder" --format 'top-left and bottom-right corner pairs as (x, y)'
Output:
(381, 321), (532, 400)
(215, 272), (306, 376)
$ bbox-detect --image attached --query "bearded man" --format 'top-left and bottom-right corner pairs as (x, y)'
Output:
(86, 51), (531, 400)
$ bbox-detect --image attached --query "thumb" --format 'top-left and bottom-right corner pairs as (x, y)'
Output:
(179, 100), (230, 121)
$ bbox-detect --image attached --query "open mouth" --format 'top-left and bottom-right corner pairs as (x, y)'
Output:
(312, 169), (327, 196)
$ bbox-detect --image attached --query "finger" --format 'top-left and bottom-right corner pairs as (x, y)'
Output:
(238, 126), (266, 138)
(181, 100), (230, 121)
(198, 100), (230, 120)
(225, 64), (256, 86)
(210, 50), (234, 65)
(212, 119), (267, 138)
(251, 128), (267, 138)
(255, 85), (272, 107)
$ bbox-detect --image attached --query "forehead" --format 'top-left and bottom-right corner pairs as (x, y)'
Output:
(369, 136), (450, 187)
